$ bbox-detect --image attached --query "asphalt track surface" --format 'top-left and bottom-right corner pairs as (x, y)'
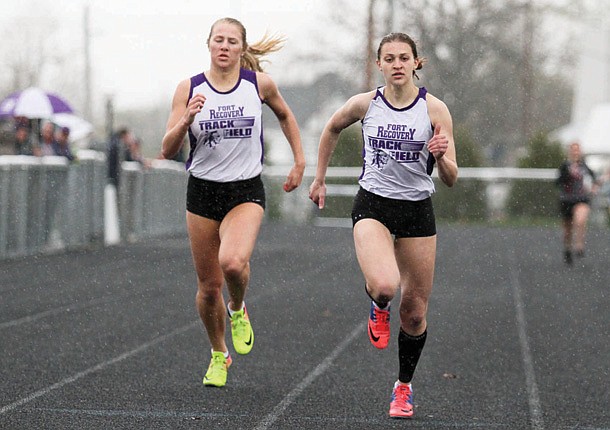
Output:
(1, 222), (608, 430)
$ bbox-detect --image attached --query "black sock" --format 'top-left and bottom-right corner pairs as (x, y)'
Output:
(398, 328), (427, 383)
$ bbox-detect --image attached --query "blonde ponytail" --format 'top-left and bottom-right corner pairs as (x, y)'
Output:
(242, 33), (286, 72)
(208, 18), (285, 73)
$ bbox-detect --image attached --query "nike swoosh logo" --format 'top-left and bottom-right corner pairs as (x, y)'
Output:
(369, 325), (380, 342)
(245, 332), (253, 346)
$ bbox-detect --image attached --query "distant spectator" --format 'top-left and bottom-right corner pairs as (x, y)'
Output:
(39, 121), (58, 156)
(108, 127), (132, 186)
(14, 124), (40, 156)
(124, 136), (151, 167)
(54, 126), (75, 161)
(556, 141), (599, 264)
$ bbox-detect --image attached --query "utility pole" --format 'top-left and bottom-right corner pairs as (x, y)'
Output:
(105, 95), (114, 143)
(84, 5), (92, 121)
(521, 0), (534, 144)
(386, 0), (395, 33)
(364, 0), (376, 91)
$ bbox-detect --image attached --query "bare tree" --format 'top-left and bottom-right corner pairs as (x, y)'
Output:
(388, 0), (584, 164)
(364, 0), (376, 91)
(0, 4), (83, 107)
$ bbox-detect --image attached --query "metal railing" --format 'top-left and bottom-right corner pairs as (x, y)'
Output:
(262, 165), (608, 227)
(0, 152), (188, 260)
(1, 160), (607, 260)
(0, 153), (105, 259)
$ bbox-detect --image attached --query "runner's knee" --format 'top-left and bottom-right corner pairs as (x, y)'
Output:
(401, 314), (426, 333)
(197, 289), (221, 309)
(367, 279), (400, 304)
(219, 254), (248, 279)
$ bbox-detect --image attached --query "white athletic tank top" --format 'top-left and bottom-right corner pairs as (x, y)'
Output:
(186, 68), (264, 182)
(359, 86), (435, 200)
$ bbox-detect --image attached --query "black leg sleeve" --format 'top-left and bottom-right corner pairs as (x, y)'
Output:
(398, 328), (427, 383)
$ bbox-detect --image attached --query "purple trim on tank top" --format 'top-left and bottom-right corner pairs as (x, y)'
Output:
(357, 87), (428, 179)
(185, 127), (195, 170)
(241, 68), (258, 90)
(187, 68), (260, 97)
(260, 128), (265, 165)
(194, 68), (260, 95)
(241, 68), (265, 163)
(358, 126), (367, 181)
(205, 72), (237, 94)
(240, 69), (265, 163)
(189, 73), (205, 100)
(185, 74), (206, 170)
(184, 69), (264, 170)
(376, 86), (427, 112)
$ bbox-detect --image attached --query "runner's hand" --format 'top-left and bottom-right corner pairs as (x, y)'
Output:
(183, 93), (206, 126)
(309, 179), (326, 209)
(283, 163), (304, 193)
(427, 125), (448, 160)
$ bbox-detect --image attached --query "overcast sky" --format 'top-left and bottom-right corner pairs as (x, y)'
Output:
(2, 0), (605, 121)
(1, 0), (355, 115)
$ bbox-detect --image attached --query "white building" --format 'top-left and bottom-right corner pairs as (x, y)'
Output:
(553, 10), (610, 170)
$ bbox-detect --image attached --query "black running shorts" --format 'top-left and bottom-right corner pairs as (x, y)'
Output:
(186, 174), (266, 222)
(351, 187), (436, 238)
(559, 198), (590, 220)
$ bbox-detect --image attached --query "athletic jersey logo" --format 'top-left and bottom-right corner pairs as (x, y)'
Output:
(198, 130), (222, 149)
(371, 149), (390, 170)
(186, 69), (264, 182)
(368, 123), (424, 165)
(197, 105), (255, 149)
(359, 86), (435, 200)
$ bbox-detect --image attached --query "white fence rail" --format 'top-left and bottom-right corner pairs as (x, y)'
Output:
(1, 161), (606, 260)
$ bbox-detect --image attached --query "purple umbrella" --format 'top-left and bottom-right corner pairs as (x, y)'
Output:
(0, 87), (74, 119)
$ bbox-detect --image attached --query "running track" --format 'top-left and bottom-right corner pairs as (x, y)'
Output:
(1, 223), (608, 429)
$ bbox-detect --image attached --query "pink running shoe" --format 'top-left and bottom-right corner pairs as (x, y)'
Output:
(389, 381), (414, 418)
(368, 301), (390, 349)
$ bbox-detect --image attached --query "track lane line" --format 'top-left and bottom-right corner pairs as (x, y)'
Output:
(0, 321), (199, 416)
(508, 250), (545, 430)
(253, 321), (365, 430)
(0, 295), (128, 330)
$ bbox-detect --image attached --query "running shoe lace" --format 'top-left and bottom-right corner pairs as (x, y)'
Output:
(233, 313), (248, 333)
(393, 384), (412, 408)
(209, 354), (225, 371)
(374, 308), (389, 323)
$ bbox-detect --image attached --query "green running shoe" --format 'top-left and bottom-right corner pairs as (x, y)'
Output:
(203, 351), (232, 387)
(229, 305), (254, 355)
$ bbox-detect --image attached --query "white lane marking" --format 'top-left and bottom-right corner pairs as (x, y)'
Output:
(508, 251), (545, 430)
(253, 322), (365, 430)
(0, 295), (124, 330)
(0, 321), (198, 415)
(31, 407), (516, 427)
